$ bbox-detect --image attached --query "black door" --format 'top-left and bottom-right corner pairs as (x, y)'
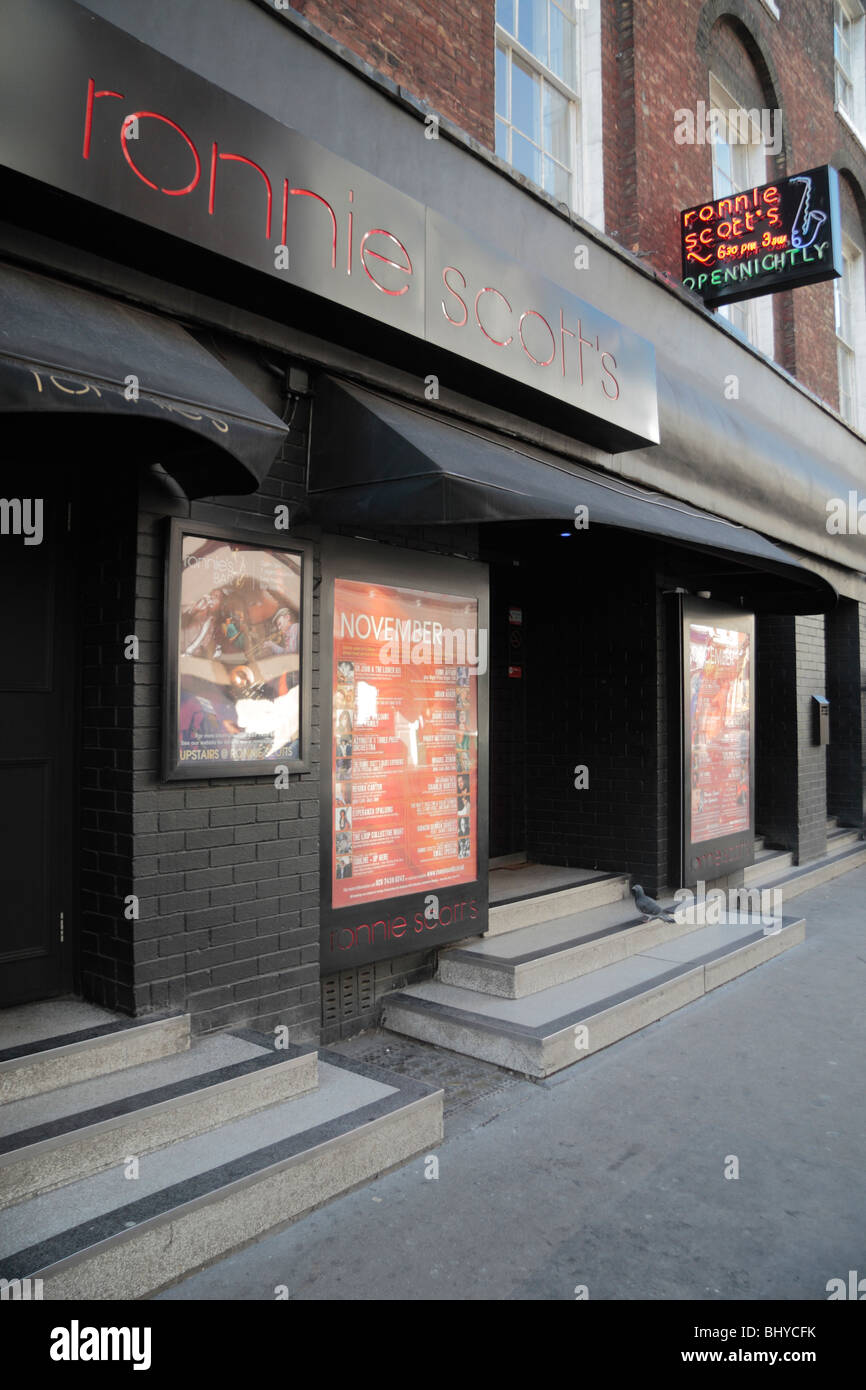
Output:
(0, 491), (75, 1005)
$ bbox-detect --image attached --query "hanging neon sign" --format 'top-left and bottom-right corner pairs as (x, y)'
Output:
(681, 165), (842, 306)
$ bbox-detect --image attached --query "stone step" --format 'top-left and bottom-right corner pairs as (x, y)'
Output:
(0, 1052), (442, 1300)
(0, 1031), (317, 1209)
(827, 827), (860, 850)
(0, 1011), (190, 1105)
(749, 839), (866, 899)
(744, 848), (793, 884)
(440, 895), (693, 999)
(385, 917), (805, 1078)
(487, 872), (629, 937)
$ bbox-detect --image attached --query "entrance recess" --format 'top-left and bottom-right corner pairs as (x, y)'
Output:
(0, 493), (75, 1005)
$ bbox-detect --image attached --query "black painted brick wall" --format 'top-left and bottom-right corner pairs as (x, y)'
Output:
(522, 529), (666, 893)
(488, 560), (527, 858)
(78, 476), (139, 1014)
(796, 615), (828, 863)
(127, 383), (321, 1041)
(826, 598), (865, 827)
(756, 614), (798, 849)
(756, 613), (829, 861)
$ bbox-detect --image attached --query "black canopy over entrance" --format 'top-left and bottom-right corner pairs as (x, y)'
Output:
(307, 375), (835, 614)
(0, 262), (288, 498)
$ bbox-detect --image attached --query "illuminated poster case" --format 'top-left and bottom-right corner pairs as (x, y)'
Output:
(320, 537), (489, 970)
(681, 599), (755, 888)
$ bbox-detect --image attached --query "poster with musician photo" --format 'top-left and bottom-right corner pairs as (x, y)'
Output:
(163, 521), (312, 778)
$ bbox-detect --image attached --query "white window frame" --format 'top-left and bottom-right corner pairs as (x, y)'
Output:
(835, 0), (866, 142)
(835, 232), (866, 433)
(708, 74), (775, 359)
(494, 0), (604, 228)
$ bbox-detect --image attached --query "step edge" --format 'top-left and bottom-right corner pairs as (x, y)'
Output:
(389, 935), (770, 1042)
(8, 1082), (443, 1284)
(445, 912), (683, 971)
(0, 1048), (317, 1164)
(0, 1013), (190, 1072)
(489, 871), (627, 911)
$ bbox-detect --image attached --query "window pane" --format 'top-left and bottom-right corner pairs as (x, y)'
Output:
(497, 0), (515, 35)
(713, 139), (732, 184)
(495, 117), (509, 160)
(512, 130), (542, 184)
(512, 55), (540, 142)
(496, 45), (508, 118)
(549, 4), (576, 87)
(543, 83), (570, 163)
(518, 0), (548, 66)
(543, 154), (570, 204)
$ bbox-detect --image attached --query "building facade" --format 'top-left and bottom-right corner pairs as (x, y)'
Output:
(1, 0), (864, 1051)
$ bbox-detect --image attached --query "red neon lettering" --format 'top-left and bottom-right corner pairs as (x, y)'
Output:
(120, 111), (201, 196)
(82, 78), (123, 160)
(441, 266), (468, 326)
(360, 229), (413, 295)
(207, 143), (271, 235)
(283, 186), (337, 267)
(474, 286), (513, 346)
(518, 310), (555, 366)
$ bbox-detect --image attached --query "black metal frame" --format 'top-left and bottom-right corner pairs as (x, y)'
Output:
(681, 597), (756, 887)
(162, 516), (313, 781)
(319, 535), (490, 969)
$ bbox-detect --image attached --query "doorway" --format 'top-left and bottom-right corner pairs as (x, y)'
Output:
(0, 491), (77, 1005)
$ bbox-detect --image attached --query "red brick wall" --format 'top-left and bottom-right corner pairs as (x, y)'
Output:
(601, 0), (866, 411)
(292, 0), (495, 147)
(294, 1), (866, 417)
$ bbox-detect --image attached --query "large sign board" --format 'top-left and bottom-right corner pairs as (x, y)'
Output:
(681, 599), (755, 886)
(681, 165), (842, 305)
(321, 540), (488, 969)
(0, 0), (659, 452)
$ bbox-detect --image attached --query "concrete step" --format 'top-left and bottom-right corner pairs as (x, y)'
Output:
(753, 836), (766, 852)
(487, 872), (629, 937)
(827, 827), (860, 851)
(385, 916), (805, 1078)
(750, 839), (866, 900)
(440, 895), (694, 999)
(0, 1051), (442, 1299)
(744, 848), (793, 884)
(0, 1011), (190, 1105)
(0, 1032), (318, 1209)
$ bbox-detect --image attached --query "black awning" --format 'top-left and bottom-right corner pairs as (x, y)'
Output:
(0, 262), (288, 498)
(306, 375), (836, 614)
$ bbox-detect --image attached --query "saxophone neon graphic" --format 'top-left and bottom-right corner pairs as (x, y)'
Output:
(789, 175), (827, 251)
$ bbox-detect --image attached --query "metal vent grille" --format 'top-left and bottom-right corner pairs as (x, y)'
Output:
(322, 966), (375, 1026)
(322, 974), (340, 1026)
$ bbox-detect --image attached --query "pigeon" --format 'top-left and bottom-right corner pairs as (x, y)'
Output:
(631, 884), (677, 923)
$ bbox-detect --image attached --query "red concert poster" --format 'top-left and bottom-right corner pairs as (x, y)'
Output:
(689, 623), (751, 844)
(332, 579), (479, 909)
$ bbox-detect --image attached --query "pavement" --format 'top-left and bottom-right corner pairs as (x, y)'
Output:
(156, 865), (866, 1301)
